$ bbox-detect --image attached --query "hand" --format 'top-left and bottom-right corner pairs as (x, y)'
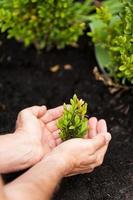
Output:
(15, 105), (63, 167)
(44, 118), (111, 176)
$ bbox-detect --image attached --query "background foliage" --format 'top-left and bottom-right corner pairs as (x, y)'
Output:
(0, 0), (93, 49)
(89, 0), (133, 85)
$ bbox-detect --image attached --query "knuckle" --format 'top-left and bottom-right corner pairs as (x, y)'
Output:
(32, 105), (39, 110)
(18, 109), (28, 119)
(19, 109), (26, 115)
(89, 168), (94, 173)
(47, 110), (51, 117)
(17, 112), (22, 120)
(96, 157), (103, 166)
(89, 165), (94, 172)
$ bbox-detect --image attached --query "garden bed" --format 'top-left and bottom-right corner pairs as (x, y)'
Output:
(0, 34), (133, 200)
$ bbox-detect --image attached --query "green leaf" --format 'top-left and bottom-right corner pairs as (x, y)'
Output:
(95, 45), (111, 71)
(57, 94), (89, 141)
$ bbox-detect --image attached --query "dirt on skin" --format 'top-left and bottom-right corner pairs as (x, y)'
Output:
(0, 34), (133, 200)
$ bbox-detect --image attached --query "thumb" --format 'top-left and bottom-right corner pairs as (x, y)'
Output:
(28, 105), (47, 118)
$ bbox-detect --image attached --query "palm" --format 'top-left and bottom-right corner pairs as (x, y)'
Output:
(16, 106), (63, 160)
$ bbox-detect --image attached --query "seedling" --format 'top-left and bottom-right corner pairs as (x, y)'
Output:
(57, 94), (89, 141)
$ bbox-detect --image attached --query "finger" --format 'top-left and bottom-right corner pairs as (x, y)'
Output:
(66, 167), (94, 177)
(41, 106), (64, 123)
(52, 130), (60, 139)
(76, 154), (97, 168)
(42, 128), (56, 148)
(65, 154), (96, 177)
(46, 120), (58, 132)
(78, 168), (94, 175)
(97, 119), (107, 133)
(88, 117), (98, 138)
(77, 166), (94, 174)
(27, 105), (47, 118)
(55, 138), (62, 146)
(17, 106), (47, 124)
(88, 134), (107, 153)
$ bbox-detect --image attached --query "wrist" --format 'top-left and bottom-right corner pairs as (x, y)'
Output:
(0, 132), (36, 173)
(14, 131), (43, 170)
(4, 152), (66, 200)
(41, 153), (68, 178)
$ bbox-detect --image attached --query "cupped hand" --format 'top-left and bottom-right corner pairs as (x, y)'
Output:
(44, 118), (111, 176)
(15, 105), (63, 166)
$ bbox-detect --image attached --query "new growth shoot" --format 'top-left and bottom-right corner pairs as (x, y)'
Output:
(57, 94), (89, 141)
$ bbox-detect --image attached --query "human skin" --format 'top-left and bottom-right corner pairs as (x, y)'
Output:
(1, 118), (111, 200)
(0, 177), (5, 200)
(0, 105), (63, 173)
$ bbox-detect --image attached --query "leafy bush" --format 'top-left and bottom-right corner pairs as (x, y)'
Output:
(57, 94), (88, 141)
(0, 0), (93, 49)
(89, 0), (133, 85)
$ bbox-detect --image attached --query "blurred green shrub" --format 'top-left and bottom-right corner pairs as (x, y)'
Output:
(89, 0), (133, 85)
(0, 0), (93, 49)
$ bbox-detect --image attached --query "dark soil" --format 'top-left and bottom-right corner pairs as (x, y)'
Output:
(0, 34), (133, 200)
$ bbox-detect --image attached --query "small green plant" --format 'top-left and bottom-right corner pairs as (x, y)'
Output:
(0, 0), (93, 50)
(89, 0), (133, 85)
(57, 94), (88, 141)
